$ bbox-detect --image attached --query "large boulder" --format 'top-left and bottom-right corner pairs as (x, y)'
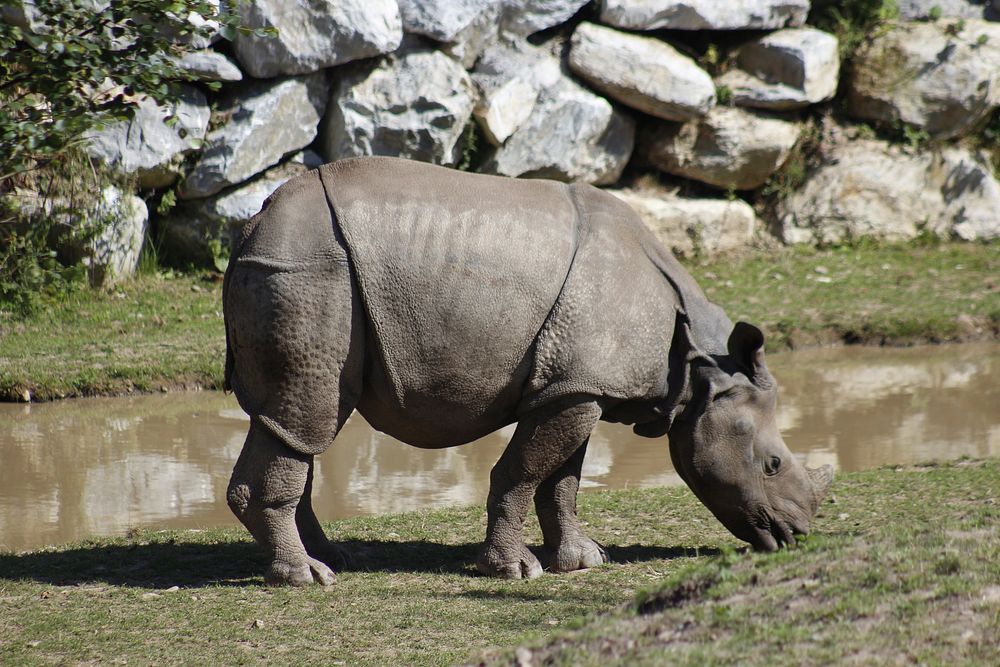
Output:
(6, 182), (149, 286)
(501, 0), (592, 36)
(897, 0), (998, 20)
(473, 74), (539, 146)
(780, 141), (1000, 243)
(158, 0), (220, 49)
(0, 0), (42, 31)
(440, 6), (504, 67)
(180, 73), (328, 200)
(609, 188), (757, 256)
(717, 28), (840, 110)
(568, 22), (715, 121)
(398, 0), (498, 41)
(160, 153), (320, 268)
(231, 0), (402, 78)
(476, 39), (635, 185)
(645, 106), (800, 190)
(170, 49), (243, 82)
(87, 186), (149, 286)
(84, 86), (210, 189)
(321, 49), (475, 166)
(599, 0), (810, 30)
(847, 19), (1000, 139)
(398, 0), (502, 67)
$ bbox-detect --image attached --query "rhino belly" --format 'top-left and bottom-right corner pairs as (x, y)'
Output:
(319, 158), (579, 448)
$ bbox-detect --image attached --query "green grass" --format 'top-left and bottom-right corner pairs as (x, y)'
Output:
(1, 460), (997, 666)
(0, 271), (224, 401)
(480, 460), (1000, 666)
(689, 242), (999, 350)
(1, 242), (997, 401)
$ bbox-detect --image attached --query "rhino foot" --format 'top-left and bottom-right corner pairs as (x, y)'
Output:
(305, 540), (355, 571)
(547, 536), (609, 573)
(476, 545), (544, 579)
(266, 556), (336, 587)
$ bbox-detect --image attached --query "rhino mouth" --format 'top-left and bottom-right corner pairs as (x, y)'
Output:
(749, 510), (807, 552)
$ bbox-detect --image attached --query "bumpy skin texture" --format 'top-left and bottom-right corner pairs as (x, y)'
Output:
(224, 157), (831, 585)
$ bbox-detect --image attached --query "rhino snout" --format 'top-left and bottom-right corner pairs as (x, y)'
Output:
(750, 513), (804, 552)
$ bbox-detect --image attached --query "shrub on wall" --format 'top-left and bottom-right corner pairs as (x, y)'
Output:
(0, 1), (257, 314)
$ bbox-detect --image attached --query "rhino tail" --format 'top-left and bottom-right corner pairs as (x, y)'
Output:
(222, 258), (236, 394)
(222, 216), (251, 394)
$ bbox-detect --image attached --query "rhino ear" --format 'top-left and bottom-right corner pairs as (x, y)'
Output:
(727, 322), (771, 387)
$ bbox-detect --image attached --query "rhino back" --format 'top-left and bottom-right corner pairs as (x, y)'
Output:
(319, 157), (578, 445)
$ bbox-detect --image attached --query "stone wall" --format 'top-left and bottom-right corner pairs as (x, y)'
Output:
(7, 0), (999, 279)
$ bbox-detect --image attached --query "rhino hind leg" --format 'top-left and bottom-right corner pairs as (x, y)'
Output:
(295, 459), (354, 570)
(534, 440), (609, 573)
(228, 423), (337, 586)
(225, 256), (365, 584)
(477, 397), (602, 579)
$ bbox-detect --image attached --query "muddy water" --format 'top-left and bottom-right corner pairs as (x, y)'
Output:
(1, 344), (997, 552)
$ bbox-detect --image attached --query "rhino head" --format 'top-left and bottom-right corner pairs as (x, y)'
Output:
(667, 321), (833, 551)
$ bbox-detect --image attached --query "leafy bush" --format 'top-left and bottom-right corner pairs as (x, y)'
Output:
(0, 1), (262, 315)
(0, 147), (112, 316)
(0, 0), (232, 181)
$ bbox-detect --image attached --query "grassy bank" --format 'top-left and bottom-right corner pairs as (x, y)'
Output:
(1, 242), (997, 401)
(0, 460), (997, 666)
(0, 272), (226, 401)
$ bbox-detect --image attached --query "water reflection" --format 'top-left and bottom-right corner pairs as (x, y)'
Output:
(1, 344), (996, 552)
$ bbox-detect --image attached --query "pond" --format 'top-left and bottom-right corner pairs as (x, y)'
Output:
(1, 343), (997, 552)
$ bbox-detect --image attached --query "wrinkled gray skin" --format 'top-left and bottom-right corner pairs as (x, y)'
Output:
(223, 156), (833, 586)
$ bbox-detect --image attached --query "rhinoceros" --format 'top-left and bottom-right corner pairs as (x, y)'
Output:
(222, 156), (833, 586)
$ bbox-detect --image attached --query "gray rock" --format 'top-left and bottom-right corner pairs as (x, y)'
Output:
(170, 49), (243, 82)
(718, 28), (840, 110)
(502, 0), (592, 36)
(473, 75), (539, 146)
(398, 0), (503, 67)
(398, 0), (500, 42)
(599, 0), (810, 30)
(84, 86), (210, 189)
(441, 4), (504, 68)
(7, 183), (150, 285)
(181, 73), (328, 200)
(289, 149), (326, 169)
(1, 0), (41, 30)
(2, 0), (109, 33)
(471, 38), (562, 146)
(847, 19), (1000, 139)
(939, 148), (1000, 241)
(88, 186), (149, 286)
(321, 49), (475, 166)
(477, 40), (635, 185)
(779, 141), (1000, 243)
(568, 22), (715, 121)
(608, 189), (757, 256)
(646, 106), (800, 190)
(232, 0), (403, 78)
(155, 0), (220, 49)
(161, 160), (310, 268)
(898, 0), (994, 20)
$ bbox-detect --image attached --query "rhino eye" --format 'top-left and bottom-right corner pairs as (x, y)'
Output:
(764, 456), (781, 476)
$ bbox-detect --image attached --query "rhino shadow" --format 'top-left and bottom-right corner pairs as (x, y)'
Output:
(0, 540), (713, 589)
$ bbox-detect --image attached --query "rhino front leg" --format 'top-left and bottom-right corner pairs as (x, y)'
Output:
(534, 440), (609, 573)
(228, 423), (335, 586)
(477, 397), (602, 579)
